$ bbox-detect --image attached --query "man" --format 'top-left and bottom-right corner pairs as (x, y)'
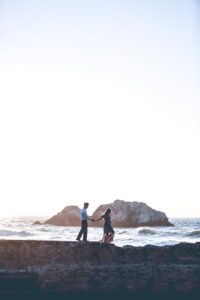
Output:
(76, 202), (94, 241)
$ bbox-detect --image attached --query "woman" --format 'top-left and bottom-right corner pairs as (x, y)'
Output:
(96, 208), (115, 243)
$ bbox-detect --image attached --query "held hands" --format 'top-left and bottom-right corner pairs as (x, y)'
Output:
(93, 218), (101, 222)
(88, 217), (95, 222)
(88, 217), (101, 222)
(89, 218), (98, 222)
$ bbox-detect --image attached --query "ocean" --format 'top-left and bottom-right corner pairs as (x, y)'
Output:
(0, 217), (199, 247)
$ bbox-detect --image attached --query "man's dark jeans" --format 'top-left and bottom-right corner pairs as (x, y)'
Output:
(77, 220), (88, 241)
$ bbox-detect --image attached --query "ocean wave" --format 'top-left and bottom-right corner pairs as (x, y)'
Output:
(186, 230), (200, 237)
(0, 229), (19, 236)
(0, 229), (34, 237)
(118, 230), (128, 235)
(138, 229), (156, 235)
(18, 231), (34, 237)
(162, 231), (180, 236)
(37, 227), (51, 232)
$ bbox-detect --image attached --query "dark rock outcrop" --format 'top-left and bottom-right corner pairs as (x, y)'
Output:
(45, 200), (173, 227)
(92, 200), (173, 227)
(0, 240), (199, 298)
(33, 221), (43, 225)
(45, 205), (81, 226)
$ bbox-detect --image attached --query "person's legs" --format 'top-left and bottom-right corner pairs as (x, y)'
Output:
(103, 225), (114, 243)
(103, 225), (108, 242)
(110, 227), (114, 242)
(103, 225), (108, 234)
(110, 227), (115, 235)
(82, 220), (88, 241)
(103, 233), (108, 243)
(76, 221), (84, 240)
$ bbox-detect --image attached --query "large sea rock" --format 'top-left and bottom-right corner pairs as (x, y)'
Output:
(45, 200), (173, 227)
(45, 205), (81, 226)
(0, 240), (199, 299)
(92, 200), (173, 227)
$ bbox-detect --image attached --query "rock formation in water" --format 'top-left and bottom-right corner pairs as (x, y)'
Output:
(45, 200), (173, 227)
(92, 199), (173, 227)
(45, 205), (81, 226)
(0, 240), (199, 298)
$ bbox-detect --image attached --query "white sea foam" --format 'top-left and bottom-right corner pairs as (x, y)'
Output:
(0, 217), (199, 247)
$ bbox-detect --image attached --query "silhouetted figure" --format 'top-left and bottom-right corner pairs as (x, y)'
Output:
(76, 202), (94, 241)
(96, 208), (115, 243)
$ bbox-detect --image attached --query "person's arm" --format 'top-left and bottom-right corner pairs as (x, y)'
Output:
(87, 216), (94, 221)
(95, 215), (104, 222)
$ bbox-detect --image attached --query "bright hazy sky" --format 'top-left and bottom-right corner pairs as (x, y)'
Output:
(0, 0), (200, 217)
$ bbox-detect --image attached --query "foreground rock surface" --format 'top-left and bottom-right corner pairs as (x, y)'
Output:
(45, 200), (173, 227)
(0, 240), (199, 296)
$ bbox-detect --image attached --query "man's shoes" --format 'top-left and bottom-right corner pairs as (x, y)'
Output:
(76, 238), (88, 242)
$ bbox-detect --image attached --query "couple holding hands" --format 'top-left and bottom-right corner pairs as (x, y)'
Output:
(76, 202), (115, 243)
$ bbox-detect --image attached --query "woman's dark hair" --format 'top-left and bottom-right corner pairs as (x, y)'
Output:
(105, 208), (111, 215)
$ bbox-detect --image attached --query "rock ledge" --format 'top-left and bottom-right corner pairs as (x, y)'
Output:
(0, 240), (199, 297)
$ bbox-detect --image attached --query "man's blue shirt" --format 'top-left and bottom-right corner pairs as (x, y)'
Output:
(81, 208), (87, 221)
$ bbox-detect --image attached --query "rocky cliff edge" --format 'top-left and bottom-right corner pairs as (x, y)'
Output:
(0, 240), (199, 297)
